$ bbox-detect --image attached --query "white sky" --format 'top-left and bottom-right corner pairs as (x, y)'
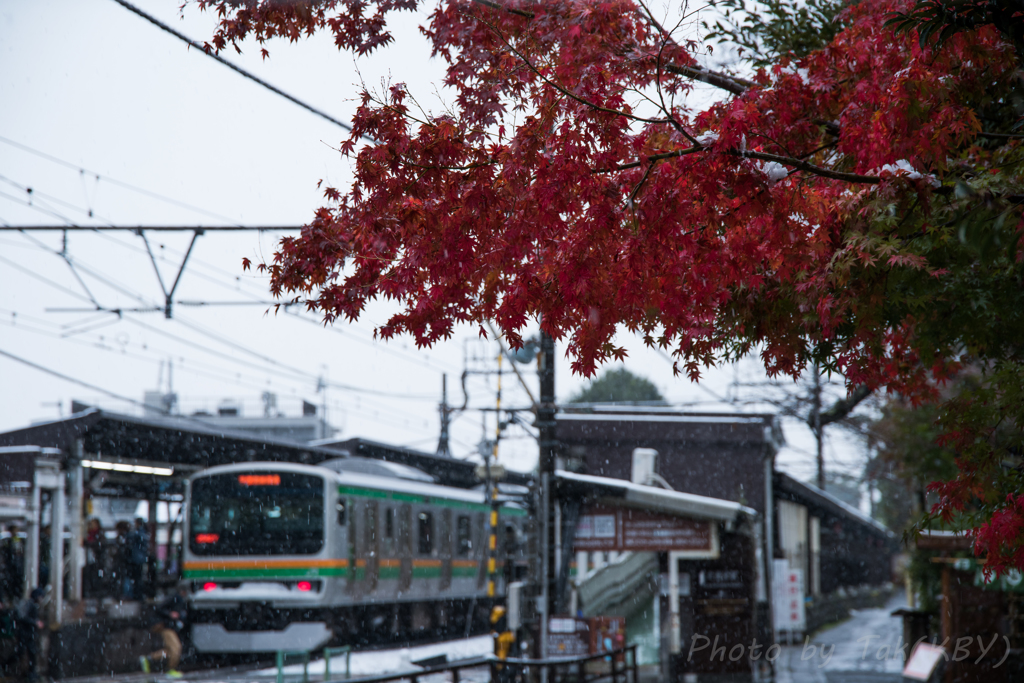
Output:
(0, 0), (874, 491)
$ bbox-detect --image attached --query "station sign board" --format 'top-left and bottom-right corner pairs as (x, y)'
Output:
(574, 504), (714, 553)
(771, 559), (806, 633)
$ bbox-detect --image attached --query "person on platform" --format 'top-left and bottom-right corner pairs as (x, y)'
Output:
(0, 526), (24, 602)
(14, 588), (45, 682)
(139, 583), (189, 678)
(125, 518), (150, 600)
(113, 520), (130, 598)
(83, 518), (105, 597)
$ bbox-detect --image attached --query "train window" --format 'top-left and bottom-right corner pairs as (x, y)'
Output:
(457, 516), (472, 556)
(336, 499), (347, 525)
(417, 512), (433, 555)
(385, 508), (394, 539)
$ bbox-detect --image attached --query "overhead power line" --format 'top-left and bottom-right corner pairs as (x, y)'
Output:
(0, 135), (245, 224)
(0, 347), (158, 413)
(111, 0), (359, 135)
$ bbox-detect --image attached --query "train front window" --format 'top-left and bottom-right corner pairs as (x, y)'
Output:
(189, 472), (324, 556)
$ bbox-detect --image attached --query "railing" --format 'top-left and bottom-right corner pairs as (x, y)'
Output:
(276, 646), (352, 683)
(501, 645), (639, 683)
(324, 656), (492, 683)
(276, 649), (311, 683)
(323, 645), (353, 680)
(273, 645), (638, 683)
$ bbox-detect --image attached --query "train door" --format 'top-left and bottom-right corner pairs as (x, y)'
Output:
(399, 504), (412, 592)
(440, 508), (452, 590)
(336, 495), (352, 588)
(347, 497), (359, 594)
(365, 501), (379, 592)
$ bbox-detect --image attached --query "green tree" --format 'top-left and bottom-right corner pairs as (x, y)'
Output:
(568, 368), (665, 405)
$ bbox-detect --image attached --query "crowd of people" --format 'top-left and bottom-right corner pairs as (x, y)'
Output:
(0, 517), (159, 680)
(83, 517), (152, 601)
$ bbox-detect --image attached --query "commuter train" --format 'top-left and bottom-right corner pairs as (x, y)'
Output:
(182, 459), (528, 653)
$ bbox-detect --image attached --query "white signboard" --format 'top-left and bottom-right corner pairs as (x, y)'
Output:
(772, 559), (806, 633)
(903, 642), (945, 681)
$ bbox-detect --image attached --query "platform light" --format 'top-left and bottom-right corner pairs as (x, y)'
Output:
(81, 459), (173, 476)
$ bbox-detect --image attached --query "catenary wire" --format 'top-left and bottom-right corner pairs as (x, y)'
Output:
(110, 0), (364, 137)
(1, 176), (463, 375)
(0, 135), (243, 225)
(0, 311), (432, 433)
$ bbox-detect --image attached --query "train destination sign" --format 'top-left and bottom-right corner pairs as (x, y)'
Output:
(573, 505), (714, 553)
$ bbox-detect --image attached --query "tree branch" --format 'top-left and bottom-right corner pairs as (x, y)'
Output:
(482, 18), (676, 126)
(593, 146), (703, 173)
(663, 63), (752, 97)
(471, 0), (535, 19)
(736, 150), (881, 184)
(813, 384), (873, 428)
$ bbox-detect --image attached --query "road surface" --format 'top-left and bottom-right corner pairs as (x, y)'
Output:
(775, 591), (906, 683)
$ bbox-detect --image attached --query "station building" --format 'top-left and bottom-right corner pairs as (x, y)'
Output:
(555, 407), (898, 680)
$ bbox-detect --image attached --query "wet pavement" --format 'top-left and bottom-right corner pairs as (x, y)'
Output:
(775, 591), (906, 683)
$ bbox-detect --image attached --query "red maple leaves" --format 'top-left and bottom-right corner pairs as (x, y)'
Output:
(199, 0), (1024, 567)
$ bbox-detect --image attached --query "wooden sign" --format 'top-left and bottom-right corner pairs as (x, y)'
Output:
(574, 505), (714, 553)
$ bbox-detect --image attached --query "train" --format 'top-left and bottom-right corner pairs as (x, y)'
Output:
(182, 459), (528, 653)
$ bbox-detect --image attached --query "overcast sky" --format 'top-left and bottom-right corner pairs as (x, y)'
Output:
(0, 0), (874, 487)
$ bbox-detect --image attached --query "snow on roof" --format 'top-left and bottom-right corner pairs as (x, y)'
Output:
(777, 472), (892, 536)
(555, 469), (756, 522)
(557, 412), (769, 425)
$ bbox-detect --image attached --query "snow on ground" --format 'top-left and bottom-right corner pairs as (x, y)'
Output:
(269, 635), (493, 680)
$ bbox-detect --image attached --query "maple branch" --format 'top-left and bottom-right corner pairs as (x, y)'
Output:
(736, 150), (881, 184)
(471, 0), (535, 19)
(481, 18), (675, 126)
(653, 28), (700, 146)
(633, 2), (754, 97)
(629, 160), (657, 201)
(399, 157), (499, 171)
(663, 63), (751, 96)
(593, 146), (703, 172)
(595, 146), (881, 186)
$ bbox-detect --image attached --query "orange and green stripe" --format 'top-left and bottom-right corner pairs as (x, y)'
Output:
(183, 558), (349, 579)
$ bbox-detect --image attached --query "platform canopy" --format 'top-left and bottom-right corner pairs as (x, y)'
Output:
(554, 469), (756, 523)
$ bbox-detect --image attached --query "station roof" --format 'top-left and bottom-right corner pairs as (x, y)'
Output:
(0, 407), (345, 469)
(775, 471), (893, 538)
(555, 469), (756, 522)
(0, 408), (526, 491)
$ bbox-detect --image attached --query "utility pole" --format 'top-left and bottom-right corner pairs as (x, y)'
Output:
(536, 331), (557, 668)
(437, 374), (452, 458)
(811, 361), (825, 491)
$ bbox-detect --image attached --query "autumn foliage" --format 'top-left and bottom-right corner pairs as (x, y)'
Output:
(207, 0), (1024, 568)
